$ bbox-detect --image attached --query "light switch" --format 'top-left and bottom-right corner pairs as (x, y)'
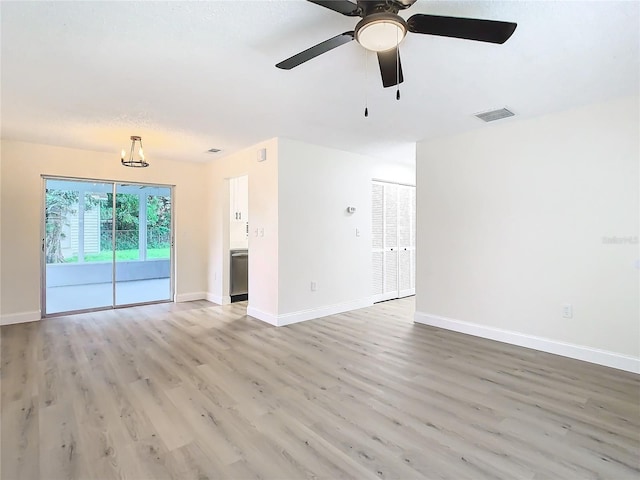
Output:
(356, 228), (360, 237)
(259, 228), (264, 237)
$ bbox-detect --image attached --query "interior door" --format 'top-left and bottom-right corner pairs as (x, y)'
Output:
(372, 183), (385, 300)
(398, 185), (416, 298)
(372, 181), (401, 302)
(371, 181), (416, 303)
(383, 183), (399, 300)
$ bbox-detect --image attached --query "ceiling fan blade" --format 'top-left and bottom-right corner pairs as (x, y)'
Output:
(307, 0), (360, 16)
(276, 32), (354, 70)
(407, 14), (517, 44)
(377, 47), (404, 88)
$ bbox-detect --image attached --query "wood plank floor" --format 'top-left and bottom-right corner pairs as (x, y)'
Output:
(1, 297), (639, 479)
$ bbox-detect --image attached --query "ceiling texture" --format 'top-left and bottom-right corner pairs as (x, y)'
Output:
(1, 1), (638, 164)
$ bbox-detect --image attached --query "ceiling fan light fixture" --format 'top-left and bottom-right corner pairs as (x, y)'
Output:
(355, 13), (407, 52)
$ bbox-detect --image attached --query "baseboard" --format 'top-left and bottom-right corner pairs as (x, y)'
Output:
(205, 293), (231, 305)
(414, 311), (640, 374)
(246, 306), (278, 326)
(247, 298), (373, 327)
(278, 297), (374, 327)
(175, 292), (207, 302)
(0, 311), (41, 326)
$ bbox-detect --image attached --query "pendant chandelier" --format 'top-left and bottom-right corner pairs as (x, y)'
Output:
(121, 135), (148, 168)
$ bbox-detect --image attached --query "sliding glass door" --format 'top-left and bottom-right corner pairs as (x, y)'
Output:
(114, 183), (172, 306)
(43, 178), (173, 315)
(44, 179), (114, 314)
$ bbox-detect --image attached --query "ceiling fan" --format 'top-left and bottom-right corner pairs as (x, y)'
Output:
(276, 0), (517, 88)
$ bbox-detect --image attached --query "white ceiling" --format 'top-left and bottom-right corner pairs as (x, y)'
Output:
(1, 1), (638, 164)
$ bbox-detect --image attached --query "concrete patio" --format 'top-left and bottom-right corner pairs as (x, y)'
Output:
(45, 278), (171, 314)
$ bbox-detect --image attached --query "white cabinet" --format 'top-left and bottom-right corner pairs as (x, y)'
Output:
(230, 175), (249, 249)
(372, 181), (415, 302)
(230, 175), (248, 223)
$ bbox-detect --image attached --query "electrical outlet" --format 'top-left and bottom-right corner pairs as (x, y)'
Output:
(562, 303), (573, 319)
(311, 281), (317, 292)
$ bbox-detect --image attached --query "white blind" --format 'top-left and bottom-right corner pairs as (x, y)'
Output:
(410, 187), (416, 248)
(372, 251), (384, 295)
(410, 249), (416, 290)
(384, 184), (398, 248)
(399, 249), (411, 291)
(398, 186), (410, 248)
(372, 183), (384, 250)
(384, 250), (398, 294)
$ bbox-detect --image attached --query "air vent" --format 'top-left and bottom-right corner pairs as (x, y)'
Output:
(207, 148), (222, 153)
(475, 108), (515, 122)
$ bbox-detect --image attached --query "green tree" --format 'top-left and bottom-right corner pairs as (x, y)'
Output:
(46, 190), (78, 263)
(147, 195), (171, 247)
(45, 190), (97, 263)
(100, 193), (139, 250)
(99, 193), (171, 251)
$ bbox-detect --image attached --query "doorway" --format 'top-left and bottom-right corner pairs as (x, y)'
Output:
(229, 175), (249, 303)
(43, 177), (174, 315)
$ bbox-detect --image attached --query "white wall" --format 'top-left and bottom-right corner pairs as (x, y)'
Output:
(276, 138), (414, 324)
(0, 139), (209, 324)
(414, 95), (639, 372)
(1, 136), (414, 327)
(205, 138), (279, 319)
(206, 137), (414, 325)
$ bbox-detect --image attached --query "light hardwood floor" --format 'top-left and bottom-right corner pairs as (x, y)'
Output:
(1, 298), (639, 479)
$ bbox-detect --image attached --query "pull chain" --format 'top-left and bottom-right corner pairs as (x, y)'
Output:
(396, 27), (400, 101)
(364, 49), (369, 117)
